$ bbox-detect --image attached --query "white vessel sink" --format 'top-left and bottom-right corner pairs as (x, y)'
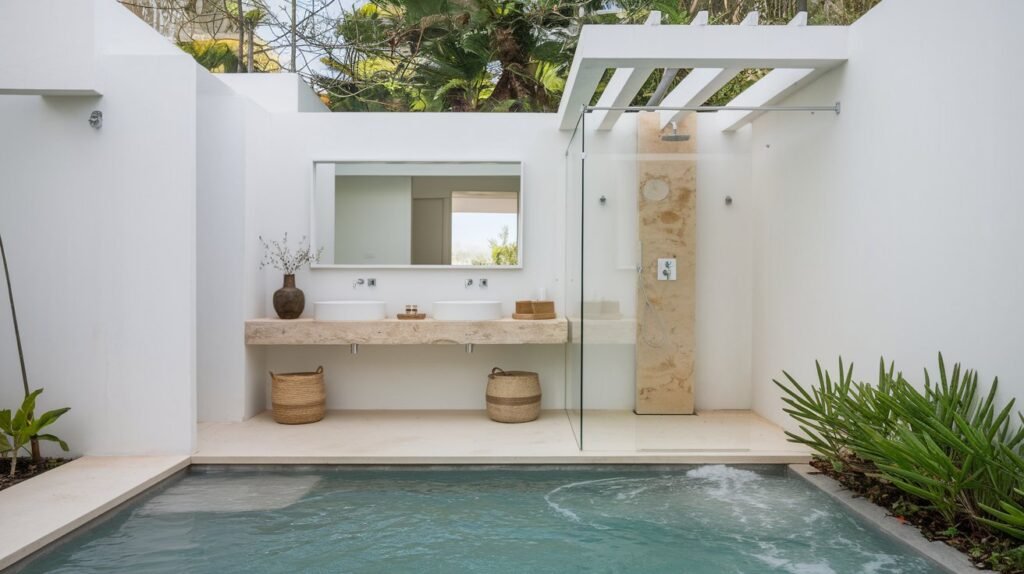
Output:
(432, 300), (503, 321)
(314, 300), (387, 321)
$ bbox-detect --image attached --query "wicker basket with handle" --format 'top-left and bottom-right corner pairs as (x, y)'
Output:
(270, 366), (326, 424)
(486, 367), (541, 423)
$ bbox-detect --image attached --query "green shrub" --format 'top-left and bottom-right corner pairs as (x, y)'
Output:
(776, 354), (1024, 540)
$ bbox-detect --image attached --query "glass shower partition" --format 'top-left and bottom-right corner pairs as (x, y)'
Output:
(577, 110), (643, 452)
(564, 112), (584, 449)
(566, 104), (832, 452)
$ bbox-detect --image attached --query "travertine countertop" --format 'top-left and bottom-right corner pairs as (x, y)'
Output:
(245, 317), (568, 345)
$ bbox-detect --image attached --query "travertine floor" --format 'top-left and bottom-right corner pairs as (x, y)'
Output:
(195, 410), (808, 464)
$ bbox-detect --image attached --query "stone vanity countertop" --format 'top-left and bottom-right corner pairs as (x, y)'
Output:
(245, 317), (569, 345)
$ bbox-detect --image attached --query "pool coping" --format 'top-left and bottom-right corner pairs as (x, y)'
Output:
(788, 464), (982, 574)
(191, 453), (812, 465)
(0, 456), (190, 572)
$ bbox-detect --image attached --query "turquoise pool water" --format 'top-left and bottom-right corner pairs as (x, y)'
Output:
(16, 466), (941, 573)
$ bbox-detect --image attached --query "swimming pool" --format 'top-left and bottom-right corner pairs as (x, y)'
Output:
(14, 465), (942, 573)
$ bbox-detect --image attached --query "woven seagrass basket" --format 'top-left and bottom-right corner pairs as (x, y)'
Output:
(270, 366), (326, 424)
(486, 367), (541, 423)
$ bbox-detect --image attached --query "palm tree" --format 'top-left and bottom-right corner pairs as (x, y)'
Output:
(323, 0), (578, 112)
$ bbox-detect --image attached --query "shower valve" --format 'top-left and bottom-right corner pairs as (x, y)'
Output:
(658, 258), (677, 281)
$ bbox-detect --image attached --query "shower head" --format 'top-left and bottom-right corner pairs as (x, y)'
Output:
(661, 121), (690, 142)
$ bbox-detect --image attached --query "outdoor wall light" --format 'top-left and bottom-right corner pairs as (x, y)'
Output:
(88, 111), (103, 129)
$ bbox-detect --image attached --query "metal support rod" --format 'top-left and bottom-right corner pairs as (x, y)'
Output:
(585, 102), (841, 114)
(350, 344), (359, 355)
(465, 343), (474, 354)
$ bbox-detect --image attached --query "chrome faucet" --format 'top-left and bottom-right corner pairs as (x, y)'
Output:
(353, 278), (365, 288)
(465, 279), (474, 288)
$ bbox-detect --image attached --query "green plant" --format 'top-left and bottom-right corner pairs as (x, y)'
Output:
(778, 353), (1024, 541)
(979, 444), (1024, 539)
(0, 389), (69, 476)
(773, 357), (853, 471)
(488, 225), (518, 266)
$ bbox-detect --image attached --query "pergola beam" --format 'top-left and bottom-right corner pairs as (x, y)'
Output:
(574, 25), (847, 67)
(593, 67), (656, 131)
(658, 11), (759, 129)
(716, 67), (818, 132)
(592, 11), (660, 132)
(556, 21), (847, 130)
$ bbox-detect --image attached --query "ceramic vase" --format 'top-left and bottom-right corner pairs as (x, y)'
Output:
(273, 274), (305, 319)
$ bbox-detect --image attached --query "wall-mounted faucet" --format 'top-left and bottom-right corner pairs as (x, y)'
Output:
(353, 278), (377, 289)
(465, 279), (474, 288)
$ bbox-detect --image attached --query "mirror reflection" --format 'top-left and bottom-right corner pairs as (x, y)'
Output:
(313, 162), (522, 267)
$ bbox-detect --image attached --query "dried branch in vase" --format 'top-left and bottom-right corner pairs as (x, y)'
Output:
(259, 233), (322, 275)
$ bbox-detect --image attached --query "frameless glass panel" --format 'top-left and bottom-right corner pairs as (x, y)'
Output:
(576, 107), (835, 453)
(578, 111), (640, 451)
(564, 114), (584, 449)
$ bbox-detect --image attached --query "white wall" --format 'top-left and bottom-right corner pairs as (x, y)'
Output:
(0, 0), (98, 94)
(0, 0), (198, 455)
(217, 74), (328, 113)
(695, 116), (753, 411)
(750, 0), (1024, 428)
(195, 70), (272, 423)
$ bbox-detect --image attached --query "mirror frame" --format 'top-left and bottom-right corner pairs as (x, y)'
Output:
(310, 160), (525, 270)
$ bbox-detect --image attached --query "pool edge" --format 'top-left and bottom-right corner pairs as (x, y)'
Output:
(0, 456), (190, 572)
(787, 464), (981, 574)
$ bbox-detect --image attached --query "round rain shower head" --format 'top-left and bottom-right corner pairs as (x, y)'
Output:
(661, 121), (690, 142)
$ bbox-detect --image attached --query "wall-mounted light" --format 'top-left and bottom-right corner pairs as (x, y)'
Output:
(88, 111), (103, 129)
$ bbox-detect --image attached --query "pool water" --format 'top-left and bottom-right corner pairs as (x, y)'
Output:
(16, 466), (941, 573)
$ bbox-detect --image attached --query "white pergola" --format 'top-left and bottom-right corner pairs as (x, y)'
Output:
(556, 11), (849, 132)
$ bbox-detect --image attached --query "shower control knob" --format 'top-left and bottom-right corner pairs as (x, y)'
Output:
(657, 258), (677, 281)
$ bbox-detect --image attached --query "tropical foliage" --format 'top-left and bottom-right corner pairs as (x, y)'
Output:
(127, 0), (882, 111)
(776, 354), (1024, 544)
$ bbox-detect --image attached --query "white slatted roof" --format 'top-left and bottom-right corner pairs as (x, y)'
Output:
(557, 11), (848, 132)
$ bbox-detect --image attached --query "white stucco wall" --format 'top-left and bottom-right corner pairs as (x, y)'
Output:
(749, 0), (1024, 428)
(0, 0), (98, 94)
(0, 0), (198, 455)
(216, 74), (329, 113)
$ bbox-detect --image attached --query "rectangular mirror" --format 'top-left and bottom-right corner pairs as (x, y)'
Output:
(312, 161), (523, 268)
